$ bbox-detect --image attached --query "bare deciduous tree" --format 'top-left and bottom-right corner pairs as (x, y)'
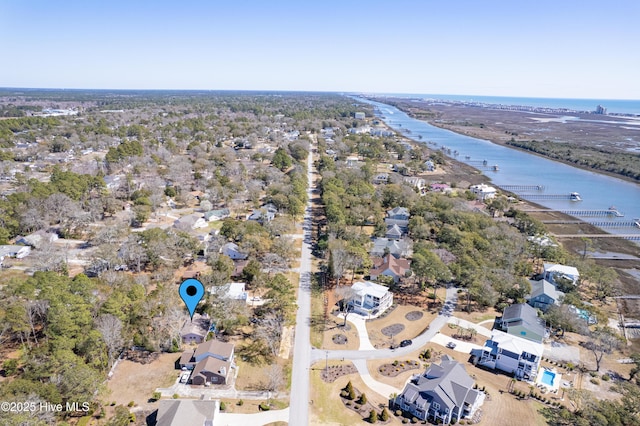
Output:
(96, 314), (124, 369)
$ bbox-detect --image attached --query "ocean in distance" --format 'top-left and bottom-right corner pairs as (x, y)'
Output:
(361, 93), (640, 116)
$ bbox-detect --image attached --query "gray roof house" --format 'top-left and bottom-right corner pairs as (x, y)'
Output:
(247, 203), (277, 223)
(385, 224), (405, 240)
(180, 313), (211, 344)
(387, 206), (410, 220)
(527, 279), (564, 312)
(204, 208), (230, 222)
(220, 242), (248, 260)
(370, 237), (412, 258)
(495, 303), (546, 343)
(155, 399), (217, 426)
(543, 263), (580, 286)
(393, 355), (485, 424)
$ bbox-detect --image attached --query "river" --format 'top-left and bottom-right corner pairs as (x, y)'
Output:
(356, 98), (640, 237)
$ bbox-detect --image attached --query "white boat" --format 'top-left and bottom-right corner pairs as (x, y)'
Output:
(570, 192), (582, 201)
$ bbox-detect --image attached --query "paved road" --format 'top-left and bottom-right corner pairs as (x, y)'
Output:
(288, 146), (315, 426)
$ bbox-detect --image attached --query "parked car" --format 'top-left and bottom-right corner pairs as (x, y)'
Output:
(179, 372), (190, 384)
(446, 341), (457, 349)
(400, 339), (412, 347)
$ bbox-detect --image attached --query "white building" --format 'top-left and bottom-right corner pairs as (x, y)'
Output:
(475, 330), (543, 381)
(469, 184), (497, 201)
(349, 281), (393, 317)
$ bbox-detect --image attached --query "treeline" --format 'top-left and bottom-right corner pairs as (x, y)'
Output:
(507, 139), (640, 182)
(0, 271), (185, 423)
(0, 116), (60, 147)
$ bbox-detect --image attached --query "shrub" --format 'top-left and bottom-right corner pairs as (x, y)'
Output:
(259, 403), (270, 411)
(127, 401), (135, 407)
(380, 407), (389, 421)
(172, 394), (179, 400)
(151, 392), (161, 401)
(590, 371), (598, 377)
(590, 378), (600, 385)
(346, 401), (351, 406)
(602, 374), (611, 381)
(566, 362), (575, 371)
(219, 401), (226, 411)
(237, 399), (244, 406)
(393, 360), (399, 366)
(355, 405), (361, 410)
(359, 393), (368, 404)
(412, 417), (419, 423)
(368, 410), (378, 423)
(402, 419), (409, 424)
(129, 413), (136, 423)
(395, 410), (403, 416)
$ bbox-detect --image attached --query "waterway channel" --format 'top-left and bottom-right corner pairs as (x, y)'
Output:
(356, 98), (640, 237)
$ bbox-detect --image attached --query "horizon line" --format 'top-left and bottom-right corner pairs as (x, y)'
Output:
(1, 86), (639, 102)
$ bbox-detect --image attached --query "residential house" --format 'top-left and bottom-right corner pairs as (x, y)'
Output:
(155, 399), (217, 426)
(370, 237), (412, 258)
(543, 263), (580, 286)
(345, 155), (360, 167)
(403, 176), (426, 192)
(247, 203), (277, 224)
(474, 330), (543, 381)
(424, 160), (436, 172)
(430, 183), (451, 193)
(174, 213), (207, 230)
(210, 282), (248, 301)
(204, 208), (230, 222)
(495, 303), (546, 343)
(179, 340), (235, 385)
(354, 111), (366, 120)
(393, 355), (485, 424)
(387, 207), (410, 220)
(373, 173), (389, 185)
(527, 279), (564, 312)
(384, 207), (410, 237)
(180, 313), (211, 344)
(16, 230), (58, 248)
(0, 245), (31, 261)
(370, 255), (411, 283)
(385, 224), (405, 240)
(220, 242), (248, 260)
(349, 280), (394, 317)
(469, 184), (497, 201)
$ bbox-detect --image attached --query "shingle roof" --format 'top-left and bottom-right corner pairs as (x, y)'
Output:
(194, 340), (234, 360)
(156, 399), (216, 426)
(400, 356), (479, 413)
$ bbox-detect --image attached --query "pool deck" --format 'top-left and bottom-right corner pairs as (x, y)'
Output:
(535, 367), (562, 395)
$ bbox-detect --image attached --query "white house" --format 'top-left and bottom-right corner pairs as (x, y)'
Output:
(174, 213), (208, 230)
(543, 263), (580, 286)
(474, 330), (543, 381)
(0, 245), (31, 260)
(470, 184), (497, 201)
(354, 112), (366, 120)
(349, 281), (393, 317)
(210, 282), (248, 301)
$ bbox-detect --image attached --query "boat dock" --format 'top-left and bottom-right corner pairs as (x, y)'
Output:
(554, 234), (640, 241)
(519, 193), (582, 201)
(542, 220), (640, 229)
(501, 184), (545, 192)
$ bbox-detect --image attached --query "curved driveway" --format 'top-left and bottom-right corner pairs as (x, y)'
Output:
(311, 286), (459, 364)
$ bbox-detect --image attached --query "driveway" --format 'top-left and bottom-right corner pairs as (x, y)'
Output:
(216, 408), (290, 426)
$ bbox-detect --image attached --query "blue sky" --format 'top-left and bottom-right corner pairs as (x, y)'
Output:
(1, 0), (639, 99)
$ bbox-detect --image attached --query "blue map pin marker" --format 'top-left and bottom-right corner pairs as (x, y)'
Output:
(179, 278), (205, 320)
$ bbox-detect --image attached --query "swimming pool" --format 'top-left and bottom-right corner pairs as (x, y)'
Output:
(541, 370), (556, 387)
